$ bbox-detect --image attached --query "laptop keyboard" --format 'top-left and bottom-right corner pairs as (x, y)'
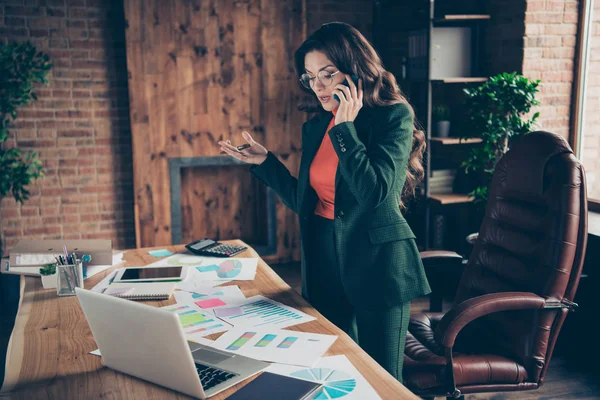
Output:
(196, 363), (238, 391)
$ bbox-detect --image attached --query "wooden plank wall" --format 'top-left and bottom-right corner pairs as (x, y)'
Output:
(124, 0), (306, 263)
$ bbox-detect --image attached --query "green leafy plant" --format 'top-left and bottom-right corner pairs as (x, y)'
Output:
(460, 72), (540, 204)
(0, 42), (51, 256)
(432, 104), (450, 121)
(39, 263), (56, 276)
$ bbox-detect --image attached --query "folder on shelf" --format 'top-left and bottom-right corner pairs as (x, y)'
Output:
(4, 239), (113, 277)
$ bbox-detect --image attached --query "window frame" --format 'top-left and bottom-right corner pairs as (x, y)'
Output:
(571, 0), (598, 206)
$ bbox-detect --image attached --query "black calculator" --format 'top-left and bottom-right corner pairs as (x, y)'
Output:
(185, 238), (247, 257)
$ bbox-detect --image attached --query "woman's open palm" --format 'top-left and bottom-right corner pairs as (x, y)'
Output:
(219, 131), (268, 165)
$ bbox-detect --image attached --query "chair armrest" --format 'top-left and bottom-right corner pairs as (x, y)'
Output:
(420, 250), (463, 263)
(434, 292), (554, 348)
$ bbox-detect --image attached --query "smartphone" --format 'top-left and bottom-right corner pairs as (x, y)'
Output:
(113, 266), (187, 283)
(333, 74), (359, 102)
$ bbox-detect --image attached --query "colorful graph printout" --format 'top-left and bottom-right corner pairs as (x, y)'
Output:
(162, 303), (231, 341)
(277, 336), (297, 349)
(213, 295), (315, 329)
(197, 259), (243, 279)
(173, 286), (246, 310)
(211, 327), (337, 367)
(146, 254), (258, 282)
(267, 355), (381, 399)
(255, 334), (276, 348)
(227, 332), (256, 350)
(292, 368), (356, 399)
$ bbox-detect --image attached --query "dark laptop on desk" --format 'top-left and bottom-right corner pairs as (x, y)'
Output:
(76, 288), (269, 399)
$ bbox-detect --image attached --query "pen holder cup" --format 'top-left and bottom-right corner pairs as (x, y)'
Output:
(56, 260), (84, 297)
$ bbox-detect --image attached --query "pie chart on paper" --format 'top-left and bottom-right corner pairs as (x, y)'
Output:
(197, 259), (242, 279)
(291, 368), (357, 399)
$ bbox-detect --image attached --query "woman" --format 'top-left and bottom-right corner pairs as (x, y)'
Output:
(218, 22), (430, 381)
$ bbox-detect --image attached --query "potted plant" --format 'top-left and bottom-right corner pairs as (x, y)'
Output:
(39, 263), (57, 289)
(0, 42), (51, 257)
(432, 104), (451, 138)
(457, 72), (540, 251)
(459, 72), (540, 205)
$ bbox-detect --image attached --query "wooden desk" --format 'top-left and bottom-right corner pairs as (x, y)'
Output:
(1, 241), (417, 399)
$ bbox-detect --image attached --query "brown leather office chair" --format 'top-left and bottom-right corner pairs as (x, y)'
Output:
(403, 131), (588, 399)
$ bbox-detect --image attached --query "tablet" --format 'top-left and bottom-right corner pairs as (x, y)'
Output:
(113, 266), (186, 283)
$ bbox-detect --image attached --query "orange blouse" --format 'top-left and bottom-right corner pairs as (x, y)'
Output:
(309, 112), (338, 219)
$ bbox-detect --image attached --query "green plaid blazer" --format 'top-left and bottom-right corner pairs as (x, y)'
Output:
(250, 103), (431, 309)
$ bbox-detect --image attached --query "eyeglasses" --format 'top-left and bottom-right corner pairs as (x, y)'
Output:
(299, 70), (341, 90)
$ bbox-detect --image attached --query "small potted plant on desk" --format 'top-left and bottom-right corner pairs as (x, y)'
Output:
(39, 263), (57, 289)
(432, 104), (451, 138)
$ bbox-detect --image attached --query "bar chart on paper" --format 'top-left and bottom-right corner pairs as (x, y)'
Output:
(255, 334), (277, 347)
(214, 295), (315, 329)
(162, 304), (231, 339)
(212, 327), (337, 366)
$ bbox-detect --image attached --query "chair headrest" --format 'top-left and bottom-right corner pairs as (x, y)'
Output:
(502, 131), (573, 196)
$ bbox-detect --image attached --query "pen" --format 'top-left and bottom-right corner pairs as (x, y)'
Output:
(220, 143), (251, 154)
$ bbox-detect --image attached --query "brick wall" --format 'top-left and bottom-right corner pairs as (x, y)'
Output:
(0, 0), (135, 255)
(0, 0), (373, 256)
(581, 0), (600, 200)
(522, 0), (579, 140)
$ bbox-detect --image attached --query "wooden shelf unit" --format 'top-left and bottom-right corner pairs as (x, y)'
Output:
(434, 14), (491, 23)
(374, 0), (490, 251)
(430, 137), (483, 145)
(432, 77), (489, 83)
(429, 193), (475, 205)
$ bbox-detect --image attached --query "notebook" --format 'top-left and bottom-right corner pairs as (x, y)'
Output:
(227, 372), (321, 400)
(103, 282), (176, 300)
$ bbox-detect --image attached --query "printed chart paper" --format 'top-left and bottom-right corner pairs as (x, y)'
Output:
(147, 254), (258, 281)
(176, 277), (233, 291)
(211, 327), (337, 366)
(268, 355), (381, 400)
(173, 285), (246, 309)
(213, 295), (315, 329)
(161, 303), (231, 340)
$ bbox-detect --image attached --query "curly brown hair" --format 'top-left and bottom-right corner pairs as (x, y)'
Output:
(294, 22), (425, 210)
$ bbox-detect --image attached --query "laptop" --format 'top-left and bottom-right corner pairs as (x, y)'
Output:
(76, 288), (269, 399)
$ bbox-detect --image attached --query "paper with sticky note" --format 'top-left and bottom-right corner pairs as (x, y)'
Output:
(173, 285), (246, 310)
(195, 298), (226, 308)
(148, 249), (174, 258)
(214, 306), (243, 318)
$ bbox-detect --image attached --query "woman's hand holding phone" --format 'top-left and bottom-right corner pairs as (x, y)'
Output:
(333, 74), (363, 125)
(219, 131), (268, 165)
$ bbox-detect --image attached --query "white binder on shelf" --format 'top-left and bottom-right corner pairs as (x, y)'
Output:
(3, 239), (114, 277)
